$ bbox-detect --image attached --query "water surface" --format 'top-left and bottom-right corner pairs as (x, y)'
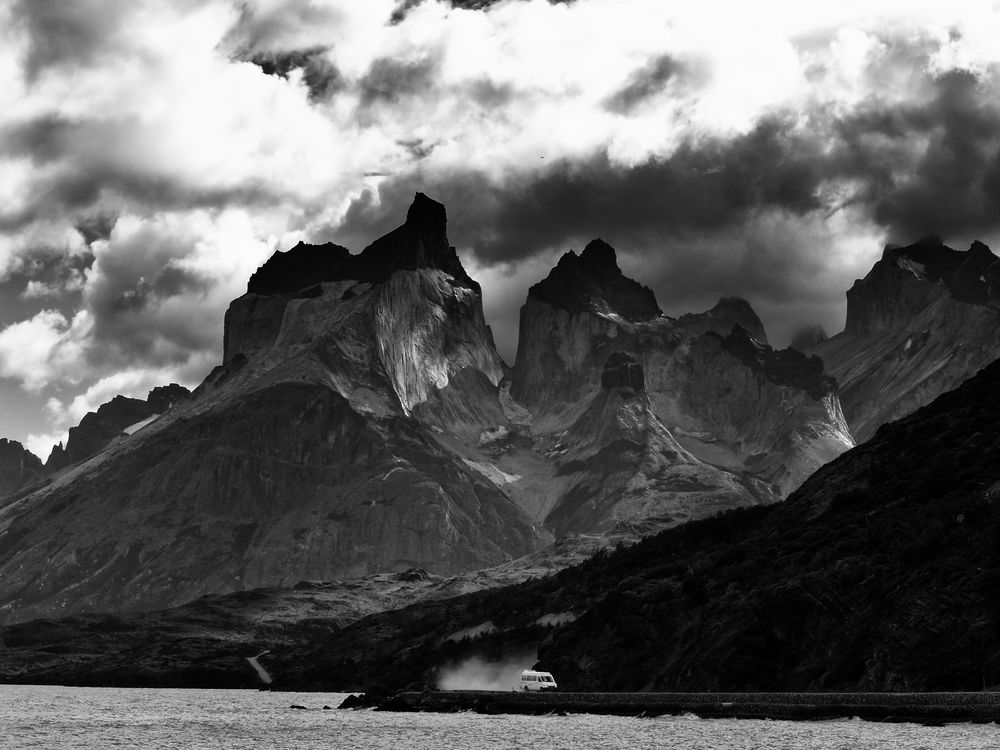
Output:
(1, 686), (995, 749)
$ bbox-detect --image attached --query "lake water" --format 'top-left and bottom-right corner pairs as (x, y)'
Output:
(0, 685), (996, 749)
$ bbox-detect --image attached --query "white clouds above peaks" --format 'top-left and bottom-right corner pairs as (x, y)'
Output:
(4, 0), (1000, 452)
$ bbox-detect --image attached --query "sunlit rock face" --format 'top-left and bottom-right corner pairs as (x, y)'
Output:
(0, 194), (544, 625)
(0, 439), (42, 499)
(223, 192), (502, 418)
(511, 240), (854, 508)
(814, 237), (1000, 442)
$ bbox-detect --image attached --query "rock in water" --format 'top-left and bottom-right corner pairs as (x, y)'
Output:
(814, 237), (1000, 442)
(0, 193), (544, 625)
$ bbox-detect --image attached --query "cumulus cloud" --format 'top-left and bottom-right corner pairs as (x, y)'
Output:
(0, 309), (91, 392)
(5, 0), (1000, 449)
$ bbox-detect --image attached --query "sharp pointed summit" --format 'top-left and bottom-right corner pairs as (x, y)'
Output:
(358, 192), (477, 290)
(528, 238), (662, 322)
(245, 193), (476, 300)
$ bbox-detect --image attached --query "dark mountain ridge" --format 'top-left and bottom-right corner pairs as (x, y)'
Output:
(815, 236), (1000, 441)
(247, 192), (477, 296)
(44, 384), (189, 473)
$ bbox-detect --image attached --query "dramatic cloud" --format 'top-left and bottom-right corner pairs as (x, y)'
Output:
(5, 0), (1000, 452)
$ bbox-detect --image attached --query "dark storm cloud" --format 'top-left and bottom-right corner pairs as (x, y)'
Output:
(225, 0), (344, 53)
(833, 70), (1000, 243)
(335, 114), (826, 262)
(358, 56), (441, 108)
(337, 64), (1000, 267)
(104, 266), (210, 315)
(10, 0), (133, 80)
(390, 0), (575, 24)
(74, 213), (117, 246)
(9, 245), (94, 299)
(85, 243), (216, 364)
(467, 78), (516, 109)
(330, 63), (1000, 343)
(604, 55), (683, 114)
(244, 47), (343, 101)
(0, 116), (287, 232)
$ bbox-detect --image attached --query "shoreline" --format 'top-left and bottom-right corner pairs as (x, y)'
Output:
(345, 690), (1000, 725)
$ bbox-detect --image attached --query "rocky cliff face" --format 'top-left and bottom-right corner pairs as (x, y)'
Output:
(813, 237), (1000, 442)
(0, 193), (543, 625)
(0, 439), (42, 499)
(44, 385), (189, 473)
(511, 242), (853, 501)
(543, 352), (771, 536)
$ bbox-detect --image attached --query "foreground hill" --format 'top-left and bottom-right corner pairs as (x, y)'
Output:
(267, 357), (1000, 692)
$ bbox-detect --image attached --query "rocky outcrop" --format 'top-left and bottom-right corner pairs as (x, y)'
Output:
(243, 192), (477, 297)
(44, 385), (189, 473)
(719, 326), (836, 400)
(544, 351), (771, 537)
(511, 240), (853, 500)
(0, 193), (543, 625)
(0, 439), (42, 499)
(677, 297), (768, 344)
(528, 239), (662, 322)
(814, 237), (1000, 442)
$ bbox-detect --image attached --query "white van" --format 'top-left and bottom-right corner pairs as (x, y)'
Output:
(519, 669), (557, 691)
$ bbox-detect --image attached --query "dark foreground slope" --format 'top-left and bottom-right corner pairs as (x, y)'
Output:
(271, 358), (1000, 692)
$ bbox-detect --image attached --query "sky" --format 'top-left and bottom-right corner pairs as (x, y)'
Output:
(4, 0), (1000, 457)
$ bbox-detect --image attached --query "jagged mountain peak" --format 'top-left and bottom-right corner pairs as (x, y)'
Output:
(529, 238), (662, 322)
(246, 192), (477, 297)
(247, 242), (352, 296)
(577, 238), (620, 273)
(676, 296), (769, 344)
(718, 325), (837, 401)
(884, 236), (999, 287)
(359, 192), (478, 292)
(846, 236), (1000, 335)
(404, 190), (447, 234)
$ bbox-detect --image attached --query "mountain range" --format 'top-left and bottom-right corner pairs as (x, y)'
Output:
(1, 195), (999, 634)
(5, 352), (997, 690)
